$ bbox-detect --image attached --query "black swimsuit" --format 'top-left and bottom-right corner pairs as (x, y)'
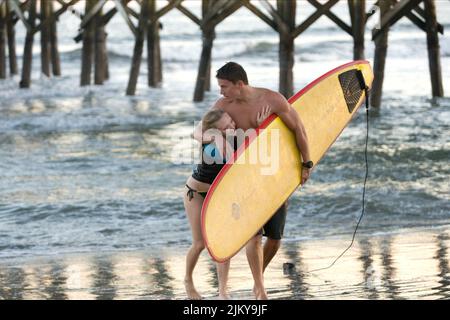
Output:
(185, 185), (208, 200)
(192, 142), (227, 185)
(186, 137), (237, 201)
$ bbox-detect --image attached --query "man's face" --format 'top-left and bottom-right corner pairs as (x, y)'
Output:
(217, 79), (242, 99)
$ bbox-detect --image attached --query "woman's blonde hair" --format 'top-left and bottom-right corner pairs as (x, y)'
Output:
(202, 109), (225, 132)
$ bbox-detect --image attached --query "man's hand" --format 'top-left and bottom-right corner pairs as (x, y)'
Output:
(301, 167), (311, 185)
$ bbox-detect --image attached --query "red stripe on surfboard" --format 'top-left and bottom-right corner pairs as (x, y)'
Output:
(201, 60), (370, 263)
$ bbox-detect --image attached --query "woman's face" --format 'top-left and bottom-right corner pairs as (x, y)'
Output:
(215, 113), (236, 134)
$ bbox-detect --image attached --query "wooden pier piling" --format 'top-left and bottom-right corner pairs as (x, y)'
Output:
(126, 0), (182, 95)
(80, 0), (95, 86)
(193, 27), (214, 102)
(147, 0), (162, 87)
(94, 4), (107, 85)
(193, 0), (215, 102)
(19, 0), (36, 88)
(371, 0), (391, 108)
(349, 0), (366, 60)
(126, 0), (149, 96)
(277, 0), (296, 99)
(424, 0), (444, 97)
(244, 0), (344, 98)
(6, 1), (18, 75)
(40, 0), (52, 77)
(50, 1), (61, 76)
(371, 0), (444, 104)
(0, 1), (6, 79)
(193, 0), (242, 102)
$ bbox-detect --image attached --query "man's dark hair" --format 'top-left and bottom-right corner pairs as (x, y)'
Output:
(216, 62), (248, 85)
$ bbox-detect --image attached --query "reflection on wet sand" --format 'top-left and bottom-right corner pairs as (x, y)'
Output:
(433, 233), (450, 299)
(273, 241), (310, 299)
(65, 257), (95, 300)
(0, 267), (27, 299)
(0, 228), (449, 299)
(380, 237), (401, 299)
(42, 264), (68, 300)
(91, 257), (117, 300)
(151, 258), (175, 299)
(358, 238), (379, 299)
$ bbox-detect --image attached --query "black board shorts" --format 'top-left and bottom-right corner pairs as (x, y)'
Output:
(262, 201), (288, 240)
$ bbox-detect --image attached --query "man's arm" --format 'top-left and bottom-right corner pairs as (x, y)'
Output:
(268, 92), (312, 185)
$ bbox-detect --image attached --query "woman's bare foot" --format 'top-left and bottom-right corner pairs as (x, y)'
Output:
(218, 291), (231, 300)
(253, 285), (268, 300)
(185, 278), (202, 300)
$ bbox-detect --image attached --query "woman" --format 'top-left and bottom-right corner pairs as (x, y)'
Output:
(183, 107), (271, 300)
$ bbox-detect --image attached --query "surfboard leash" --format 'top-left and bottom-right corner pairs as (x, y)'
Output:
(308, 71), (370, 274)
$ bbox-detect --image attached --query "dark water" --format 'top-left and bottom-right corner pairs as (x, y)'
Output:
(0, 91), (448, 260)
(0, 2), (449, 261)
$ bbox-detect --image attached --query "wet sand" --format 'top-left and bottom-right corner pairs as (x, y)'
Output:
(1, 226), (449, 300)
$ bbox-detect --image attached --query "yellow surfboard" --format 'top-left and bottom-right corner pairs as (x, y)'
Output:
(201, 60), (374, 262)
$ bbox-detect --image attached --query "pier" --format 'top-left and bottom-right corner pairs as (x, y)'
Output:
(0, 0), (445, 106)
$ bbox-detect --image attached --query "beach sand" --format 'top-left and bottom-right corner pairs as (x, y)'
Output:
(1, 226), (449, 300)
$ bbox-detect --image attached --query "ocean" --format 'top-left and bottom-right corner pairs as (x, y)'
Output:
(0, 0), (449, 262)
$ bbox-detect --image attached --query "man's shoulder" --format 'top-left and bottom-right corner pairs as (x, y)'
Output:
(256, 87), (284, 101)
(213, 97), (236, 110)
(257, 88), (289, 111)
(212, 97), (228, 109)
(255, 87), (274, 94)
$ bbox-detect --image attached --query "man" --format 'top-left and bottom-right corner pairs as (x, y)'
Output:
(194, 62), (313, 299)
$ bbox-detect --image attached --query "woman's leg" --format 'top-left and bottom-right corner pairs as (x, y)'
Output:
(183, 189), (205, 299)
(216, 260), (230, 299)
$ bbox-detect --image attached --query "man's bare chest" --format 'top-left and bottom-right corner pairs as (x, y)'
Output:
(222, 103), (266, 130)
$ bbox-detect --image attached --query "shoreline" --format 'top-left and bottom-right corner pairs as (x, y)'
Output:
(0, 226), (449, 300)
